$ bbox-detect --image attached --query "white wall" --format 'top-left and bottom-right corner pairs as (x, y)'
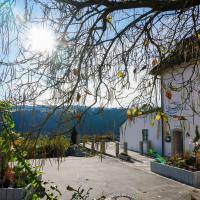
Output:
(120, 61), (200, 157)
(120, 113), (162, 154)
(162, 61), (200, 156)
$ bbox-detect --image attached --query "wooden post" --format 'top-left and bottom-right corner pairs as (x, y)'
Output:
(100, 141), (105, 153)
(116, 142), (119, 157)
(83, 139), (85, 148)
(103, 141), (106, 153)
(91, 139), (94, 150)
(95, 142), (99, 151)
(124, 142), (128, 154)
(76, 134), (80, 145)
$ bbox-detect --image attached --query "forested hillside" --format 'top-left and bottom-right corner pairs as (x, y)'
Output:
(12, 106), (126, 137)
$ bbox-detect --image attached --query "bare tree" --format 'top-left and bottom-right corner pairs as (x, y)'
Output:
(1, 0), (200, 128)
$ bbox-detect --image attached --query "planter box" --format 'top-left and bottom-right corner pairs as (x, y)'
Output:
(0, 175), (42, 200)
(151, 161), (200, 188)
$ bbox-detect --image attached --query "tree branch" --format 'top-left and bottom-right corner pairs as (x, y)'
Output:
(57, 0), (200, 12)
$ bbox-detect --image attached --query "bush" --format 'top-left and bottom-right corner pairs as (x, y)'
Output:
(24, 135), (70, 159)
(166, 154), (198, 171)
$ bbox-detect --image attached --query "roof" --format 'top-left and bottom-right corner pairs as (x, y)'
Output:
(150, 35), (200, 75)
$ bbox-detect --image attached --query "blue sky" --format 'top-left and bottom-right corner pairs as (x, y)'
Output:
(0, 0), (158, 108)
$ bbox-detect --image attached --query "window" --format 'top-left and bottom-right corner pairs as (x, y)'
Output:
(142, 129), (148, 141)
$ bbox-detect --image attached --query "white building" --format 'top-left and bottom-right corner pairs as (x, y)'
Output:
(120, 113), (162, 155)
(120, 36), (200, 157)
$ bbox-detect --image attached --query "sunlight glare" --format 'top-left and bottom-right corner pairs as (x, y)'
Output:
(28, 27), (55, 53)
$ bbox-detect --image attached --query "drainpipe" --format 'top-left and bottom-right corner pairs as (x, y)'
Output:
(161, 76), (165, 157)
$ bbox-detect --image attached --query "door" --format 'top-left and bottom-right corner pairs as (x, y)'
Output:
(172, 130), (183, 156)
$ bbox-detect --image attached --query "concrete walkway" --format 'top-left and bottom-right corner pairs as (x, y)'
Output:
(85, 142), (155, 172)
(42, 156), (200, 200)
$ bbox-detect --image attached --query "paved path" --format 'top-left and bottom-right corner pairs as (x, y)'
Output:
(42, 156), (200, 200)
(85, 142), (155, 172)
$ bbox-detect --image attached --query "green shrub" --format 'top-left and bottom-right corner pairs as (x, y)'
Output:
(24, 135), (70, 159)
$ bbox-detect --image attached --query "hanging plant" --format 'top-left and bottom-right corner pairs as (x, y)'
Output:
(75, 114), (81, 122)
(152, 59), (158, 66)
(155, 112), (168, 122)
(163, 115), (168, 123)
(131, 108), (138, 116)
(155, 112), (161, 121)
(160, 46), (167, 54)
(76, 93), (81, 102)
(165, 90), (172, 99)
(143, 39), (149, 47)
(73, 68), (79, 76)
(127, 115), (133, 122)
(106, 15), (112, 23)
(136, 111), (142, 116)
(117, 71), (125, 78)
(160, 112), (168, 122)
(150, 119), (155, 126)
(127, 109), (133, 121)
(195, 33), (200, 40)
(127, 109), (132, 116)
(168, 82), (177, 91)
(170, 85), (177, 91)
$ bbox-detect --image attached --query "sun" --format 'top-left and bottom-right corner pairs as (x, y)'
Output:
(27, 27), (56, 53)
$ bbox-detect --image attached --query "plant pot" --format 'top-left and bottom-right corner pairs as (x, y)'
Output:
(151, 162), (200, 188)
(0, 175), (42, 200)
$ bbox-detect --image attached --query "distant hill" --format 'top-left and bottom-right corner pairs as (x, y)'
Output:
(12, 105), (126, 137)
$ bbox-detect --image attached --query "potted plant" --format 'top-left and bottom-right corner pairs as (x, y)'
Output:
(0, 101), (64, 200)
(150, 125), (200, 188)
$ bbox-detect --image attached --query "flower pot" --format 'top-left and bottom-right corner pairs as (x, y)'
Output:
(151, 162), (200, 188)
(0, 175), (42, 200)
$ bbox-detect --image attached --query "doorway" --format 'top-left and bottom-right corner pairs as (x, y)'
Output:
(172, 129), (183, 156)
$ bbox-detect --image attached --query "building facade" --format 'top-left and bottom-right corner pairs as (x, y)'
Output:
(120, 113), (162, 155)
(161, 61), (200, 156)
(120, 59), (200, 156)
